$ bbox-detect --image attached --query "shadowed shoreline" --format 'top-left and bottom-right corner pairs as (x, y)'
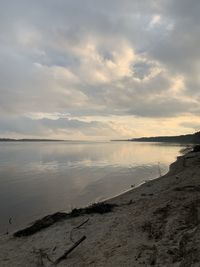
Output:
(1, 146), (200, 266)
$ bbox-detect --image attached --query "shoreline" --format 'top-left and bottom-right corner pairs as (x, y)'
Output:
(0, 150), (175, 236)
(10, 160), (174, 238)
(1, 149), (200, 266)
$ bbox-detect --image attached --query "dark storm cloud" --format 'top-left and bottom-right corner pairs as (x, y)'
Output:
(0, 0), (199, 137)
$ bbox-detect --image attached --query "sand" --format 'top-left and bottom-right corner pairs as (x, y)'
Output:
(1, 150), (200, 266)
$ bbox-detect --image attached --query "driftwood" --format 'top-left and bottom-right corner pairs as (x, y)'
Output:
(70, 218), (89, 243)
(14, 212), (69, 237)
(14, 203), (116, 237)
(70, 203), (117, 216)
(29, 218), (89, 265)
(55, 235), (86, 265)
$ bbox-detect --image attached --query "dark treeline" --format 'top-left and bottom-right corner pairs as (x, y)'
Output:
(130, 131), (200, 144)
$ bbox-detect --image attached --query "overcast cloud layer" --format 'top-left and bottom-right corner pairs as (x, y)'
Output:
(0, 0), (200, 139)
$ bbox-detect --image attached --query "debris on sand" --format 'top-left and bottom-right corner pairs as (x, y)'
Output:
(14, 203), (117, 237)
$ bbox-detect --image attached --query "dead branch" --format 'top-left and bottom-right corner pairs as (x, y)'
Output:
(55, 235), (86, 265)
(70, 218), (89, 243)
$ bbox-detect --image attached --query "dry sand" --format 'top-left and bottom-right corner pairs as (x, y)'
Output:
(1, 150), (200, 266)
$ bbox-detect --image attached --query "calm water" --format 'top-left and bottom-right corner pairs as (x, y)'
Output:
(0, 141), (182, 233)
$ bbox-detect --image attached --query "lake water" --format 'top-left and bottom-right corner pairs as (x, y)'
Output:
(0, 141), (183, 233)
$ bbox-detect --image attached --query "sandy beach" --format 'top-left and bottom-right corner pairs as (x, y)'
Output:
(1, 149), (200, 266)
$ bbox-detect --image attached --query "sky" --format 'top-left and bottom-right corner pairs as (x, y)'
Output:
(0, 0), (200, 140)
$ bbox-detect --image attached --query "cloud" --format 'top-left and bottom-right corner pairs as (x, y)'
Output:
(0, 0), (199, 138)
(0, 116), (118, 139)
(180, 122), (200, 132)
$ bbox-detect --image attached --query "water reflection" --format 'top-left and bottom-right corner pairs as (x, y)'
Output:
(0, 141), (182, 233)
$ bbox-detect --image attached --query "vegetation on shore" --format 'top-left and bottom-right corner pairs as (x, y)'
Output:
(129, 131), (200, 144)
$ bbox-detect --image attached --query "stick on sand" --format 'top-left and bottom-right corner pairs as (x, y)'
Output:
(55, 235), (86, 265)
